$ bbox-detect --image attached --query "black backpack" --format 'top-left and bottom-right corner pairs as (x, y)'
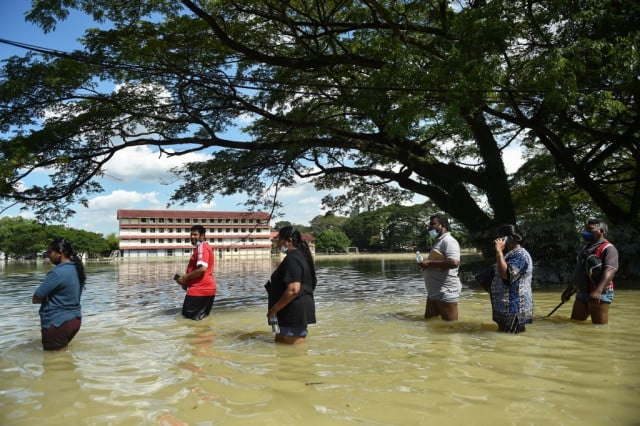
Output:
(585, 241), (612, 285)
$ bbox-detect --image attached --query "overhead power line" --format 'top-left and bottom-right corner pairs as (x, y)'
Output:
(0, 37), (607, 99)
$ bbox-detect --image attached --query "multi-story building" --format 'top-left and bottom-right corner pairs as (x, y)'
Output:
(117, 210), (272, 258)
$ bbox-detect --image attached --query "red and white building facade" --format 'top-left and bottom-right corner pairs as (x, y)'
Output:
(117, 210), (272, 258)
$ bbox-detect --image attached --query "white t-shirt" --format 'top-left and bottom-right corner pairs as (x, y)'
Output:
(424, 232), (462, 296)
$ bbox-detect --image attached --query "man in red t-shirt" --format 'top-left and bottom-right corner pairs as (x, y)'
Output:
(175, 225), (216, 320)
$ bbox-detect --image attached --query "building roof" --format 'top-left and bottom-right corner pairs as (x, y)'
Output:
(117, 209), (271, 220)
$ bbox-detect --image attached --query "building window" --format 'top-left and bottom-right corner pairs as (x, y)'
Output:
(141, 218), (147, 223)
(185, 218), (190, 223)
(168, 218), (173, 223)
(141, 239), (146, 243)
(159, 238), (164, 243)
(141, 229), (147, 233)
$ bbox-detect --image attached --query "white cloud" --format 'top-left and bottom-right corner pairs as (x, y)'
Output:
(404, 193), (428, 206)
(88, 189), (163, 210)
(296, 196), (322, 206)
(502, 144), (525, 174)
(67, 190), (164, 235)
(196, 201), (218, 209)
(236, 112), (256, 124)
(73, 191), (238, 235)
(72, 212), (118, 236)
(271, 182), (338, 225)
(103, 145), (209, 183)
(276, 185), (310, 198)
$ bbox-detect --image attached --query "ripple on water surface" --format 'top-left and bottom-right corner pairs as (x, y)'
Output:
(1, 259), (638, 425)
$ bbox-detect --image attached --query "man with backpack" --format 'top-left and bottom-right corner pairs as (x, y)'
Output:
(561, 218), (619, 324)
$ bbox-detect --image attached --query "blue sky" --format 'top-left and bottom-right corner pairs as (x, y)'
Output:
(0, 2), (346, 236)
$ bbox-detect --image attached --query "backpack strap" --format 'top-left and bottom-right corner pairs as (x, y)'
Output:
(594, 241), (611, 259)
(588, 241), (614, 290)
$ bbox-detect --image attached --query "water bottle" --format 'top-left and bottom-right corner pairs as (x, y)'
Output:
(270, 316), (280, 334)
(416, 251), (423, 263)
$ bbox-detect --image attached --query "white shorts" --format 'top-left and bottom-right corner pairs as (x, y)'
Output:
(428, 289), (460, 303)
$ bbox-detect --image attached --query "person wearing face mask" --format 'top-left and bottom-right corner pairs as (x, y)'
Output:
(489, 224), (534, 333)
(561, 218), (618, 324)
(418, 214), (462, 320)
(32, 238), (86, 350)
(175, 225), (216, 320)
(266, 226), (317, 344)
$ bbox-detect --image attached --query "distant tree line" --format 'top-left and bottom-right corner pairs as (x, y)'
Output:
(278, 202), (471, 255)
(279, 203), (638, 285)
(0, 216), (119, 260)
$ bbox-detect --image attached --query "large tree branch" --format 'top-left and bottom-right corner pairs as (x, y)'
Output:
(180, 0), (386, 69)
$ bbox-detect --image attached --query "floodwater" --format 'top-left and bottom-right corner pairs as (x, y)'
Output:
(0, 256), (638, 425)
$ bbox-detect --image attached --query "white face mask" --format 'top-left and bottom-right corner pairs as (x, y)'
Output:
(428, 229), (439, 239)
(280, 246), (288, 254)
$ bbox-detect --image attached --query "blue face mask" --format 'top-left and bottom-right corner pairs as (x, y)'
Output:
(280, 246), (288, 254)
(428, 229), (439, 239)
(581, 230), (596, 241)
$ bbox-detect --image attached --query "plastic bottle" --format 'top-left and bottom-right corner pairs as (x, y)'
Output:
(416, 251), (423, 263)
(270, 316), (280, 334)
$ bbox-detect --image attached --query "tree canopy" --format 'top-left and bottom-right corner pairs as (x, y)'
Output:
(309, 212), (349, 235)
(314, 228), (352, 253)
(1, 0), (638, 251)
(0, 216), (112, 258)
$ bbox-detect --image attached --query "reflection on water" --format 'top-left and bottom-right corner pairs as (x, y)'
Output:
(1, 257), (638, 425)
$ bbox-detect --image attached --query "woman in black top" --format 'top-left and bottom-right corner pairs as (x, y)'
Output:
(266, 226), (317, 344)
